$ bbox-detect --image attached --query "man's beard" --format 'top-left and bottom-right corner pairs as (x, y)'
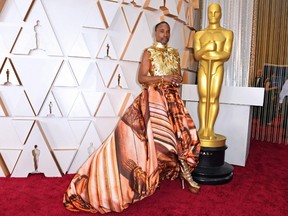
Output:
(161, 37), (169, 44)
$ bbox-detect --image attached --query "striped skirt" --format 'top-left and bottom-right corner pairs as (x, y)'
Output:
(63, 84), (200, 213)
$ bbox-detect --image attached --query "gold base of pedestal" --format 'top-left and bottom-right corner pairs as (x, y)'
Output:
(199, 134), (226, 147)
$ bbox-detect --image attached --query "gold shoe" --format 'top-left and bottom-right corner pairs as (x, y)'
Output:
(179, 159), (200, 194)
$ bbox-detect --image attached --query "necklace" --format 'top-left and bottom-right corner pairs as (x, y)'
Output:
(153, 42), (168, 50)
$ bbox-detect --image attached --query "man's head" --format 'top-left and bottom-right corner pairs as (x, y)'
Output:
(154, 21), (170, 45)
(208, 3), (222, 24)
(257, 69), (263, 77)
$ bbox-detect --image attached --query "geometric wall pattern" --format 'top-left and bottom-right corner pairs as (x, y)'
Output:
(0, 0), (199, 177)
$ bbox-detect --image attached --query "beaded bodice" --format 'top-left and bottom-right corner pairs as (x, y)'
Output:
(147, 42), (180, 76)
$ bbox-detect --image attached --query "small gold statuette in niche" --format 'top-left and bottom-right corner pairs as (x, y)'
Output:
(115, 74), (122, 89)
(32, 145), (40, 173)
(47, 101), (55, 117)
(29, 20), (47, 55)
(104, 43), (112, 60)
(4, 69), (12, 86)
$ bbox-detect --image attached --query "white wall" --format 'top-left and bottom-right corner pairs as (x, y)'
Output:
(0, 0), (199, 177)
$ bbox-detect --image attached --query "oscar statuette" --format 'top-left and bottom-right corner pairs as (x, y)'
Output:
(192, 3), (234, 185)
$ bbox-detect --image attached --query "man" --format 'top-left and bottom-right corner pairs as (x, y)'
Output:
(194, 3), (234, 140)
(138, 21), (182, 85)
(255, 69), (263, 87)
(64, 21), (200, 214)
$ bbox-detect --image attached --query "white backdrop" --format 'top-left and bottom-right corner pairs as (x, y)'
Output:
(0, 0), (199, 177)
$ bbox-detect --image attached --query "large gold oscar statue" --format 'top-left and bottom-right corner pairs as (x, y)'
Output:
(193, 3), (234, 184)
(194, 3), (233, 147)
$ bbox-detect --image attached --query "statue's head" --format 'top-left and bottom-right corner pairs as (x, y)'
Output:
(208, 3), (222, 24)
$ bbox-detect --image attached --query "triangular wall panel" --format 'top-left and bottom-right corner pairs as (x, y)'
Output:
(12, 119), (34, 145)
(143, 9), (162, 34)
(68, 32), (91, 58)
(122, 12), (153, 62)
(119, 61), (142, 94)
(176, 1), (188, 24)
(0, 150), (22, 176)
(68, 58), (91, 86)
(68, 93), (91, 117)
(119, 93), (135, 116)
(98, 0), (120, 27)
(52, 87), (79, 117)
(93, 117), (119, 142)
(81, 91), (104, 116)
(82, 28), (107, 59)
(95, 94), (116, 117)
(0, 99), (7, 116)
(169, 19), (185, 61)
(82, 1), (106, 29)
(0, 58), (20, 85)
(38, 93), (62, 117)
(38, 118), (79, 149)
(11, 56), (62, 115)
(40, 0), (99, 56)
(144, 0), (162, 10)
(121, 5), (142, 32)
(162, 0), (179, 17)
(68, 120), (91, 144)
(53, 61), (78, 87)
(108, 90), (129, 115)
(12, 0), (63, 56)
(68, 122), (102, 173)
(54, 150), (77, 174)
(97, 35), (118, 60)
(0, 25), (21, 54)
(0, 0), (28, 22)
(0, 118), (23, 149)
(0, 86), (34, 116)
(11, 122), (62, 177)
(79, 62), (106, 91)
(108, 6), (131, 59)
(0, 0), (199, 177)
(96, 59), (118, 87)
(109, 66), (129, 89)
(14, 0), (34, 20)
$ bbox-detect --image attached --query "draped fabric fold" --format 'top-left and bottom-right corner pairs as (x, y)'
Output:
(63, 84), (200, 213)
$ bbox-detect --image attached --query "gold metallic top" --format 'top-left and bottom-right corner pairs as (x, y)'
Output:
(147, 42), (180, 76)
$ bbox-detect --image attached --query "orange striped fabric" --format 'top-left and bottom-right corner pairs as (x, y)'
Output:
(63, 84), (200, 213)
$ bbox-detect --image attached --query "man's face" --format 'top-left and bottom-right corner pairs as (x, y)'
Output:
(155, 23), (170, 45)
(208, 4), (222, 24)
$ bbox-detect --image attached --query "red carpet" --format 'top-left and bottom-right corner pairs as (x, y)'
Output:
(0, 139), (287, 216)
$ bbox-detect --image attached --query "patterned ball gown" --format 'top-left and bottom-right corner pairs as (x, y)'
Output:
(63, 42), (201, 214)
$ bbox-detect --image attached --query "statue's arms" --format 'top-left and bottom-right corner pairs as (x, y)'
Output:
(221, 31), (234, 61)
(194, 30), (234, 62)
(194, 32), (217, 61)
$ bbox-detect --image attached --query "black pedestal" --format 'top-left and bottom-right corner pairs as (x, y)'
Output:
(192, 146), (234, 185)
